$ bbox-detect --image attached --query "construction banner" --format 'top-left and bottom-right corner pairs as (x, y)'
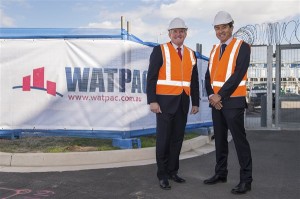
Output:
(0, 39), (211, 135)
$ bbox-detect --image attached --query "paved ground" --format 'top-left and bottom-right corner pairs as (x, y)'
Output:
(0, 130), (299, 199)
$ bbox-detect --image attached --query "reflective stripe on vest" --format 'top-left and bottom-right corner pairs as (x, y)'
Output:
(209, 44), (220, 74)
(213, 80), (246, 87)
(156, 44), (195, 87)
(225, 39), (243, 81)
(209, 38), (246, 97)
(156, 43), (195, 95)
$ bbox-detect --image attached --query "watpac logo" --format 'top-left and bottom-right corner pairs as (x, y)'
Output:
(12, 67), (63, 97)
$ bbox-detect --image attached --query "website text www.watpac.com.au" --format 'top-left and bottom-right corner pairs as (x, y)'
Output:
(68, 94), (142, 103)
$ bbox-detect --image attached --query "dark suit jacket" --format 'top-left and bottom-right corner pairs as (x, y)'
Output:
(205, 41), (250, 109)
(147, 44), (200, 114)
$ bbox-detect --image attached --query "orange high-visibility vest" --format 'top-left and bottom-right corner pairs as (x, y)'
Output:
(156, 42), (196, 96)
(209, 38), (247, 97)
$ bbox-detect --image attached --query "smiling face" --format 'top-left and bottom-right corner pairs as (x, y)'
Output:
(168, 28), (187, 46)
(214, 24), (233, 43)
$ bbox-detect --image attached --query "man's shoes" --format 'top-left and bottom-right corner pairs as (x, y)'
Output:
(231, 182), (251, 194)
(203, 174), (227, 185)
(159, 179), (171, 190)
(169, 174), (186, 183)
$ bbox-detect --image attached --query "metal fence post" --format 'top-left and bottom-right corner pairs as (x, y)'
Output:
(266, 45), (273, 128)
(275, 45), (281, 128)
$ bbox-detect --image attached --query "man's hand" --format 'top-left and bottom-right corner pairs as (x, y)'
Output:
(213, 101), (223, 110)
(209, 94), (223, 110)
(209, 94), (221, 106)
(190, 106), (199, 114)
(150, 102), (162, 113)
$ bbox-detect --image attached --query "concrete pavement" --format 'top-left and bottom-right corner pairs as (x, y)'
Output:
(0, 130), (299, 199)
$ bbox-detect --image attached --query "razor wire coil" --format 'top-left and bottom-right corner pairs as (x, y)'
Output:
(234, 19), (300, 45)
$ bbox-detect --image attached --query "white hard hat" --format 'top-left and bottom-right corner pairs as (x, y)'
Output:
(168, 17), (188, 30)
(213, 11), (233, 26)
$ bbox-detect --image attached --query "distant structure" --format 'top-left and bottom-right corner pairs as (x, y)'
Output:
(234, 20), (300, 103)
(234, 19), (300, 45)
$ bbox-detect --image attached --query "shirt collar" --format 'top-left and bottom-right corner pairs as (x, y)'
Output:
(170, 42), (183, 50)
(222, 36), (233, 45)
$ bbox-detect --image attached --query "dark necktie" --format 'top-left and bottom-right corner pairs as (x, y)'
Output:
(177, 47), (182, 60)
(220, 44), (227, 59)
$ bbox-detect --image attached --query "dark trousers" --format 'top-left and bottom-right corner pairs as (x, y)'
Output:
(155, 103), (187, 180)
(212, 108), (253, 183)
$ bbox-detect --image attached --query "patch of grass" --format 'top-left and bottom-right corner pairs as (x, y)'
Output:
(140, 135), (156, 148)
(0, 132), (201, 153)
(97, 145), (118, 151)
(184, 132), (200, 140)
(46, 147), (68, 153)
(0, 137), (118, 153)
(140, 132), (200, 148)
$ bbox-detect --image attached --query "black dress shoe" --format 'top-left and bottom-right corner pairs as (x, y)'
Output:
(203, 174), (227, 185)
(169, 174), (186, 183)
(159, 179), (171, 190)
(231, 182), (251, 194)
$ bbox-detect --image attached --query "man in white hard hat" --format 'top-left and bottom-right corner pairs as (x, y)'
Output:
(203, 11), (253, 194)
(147, 17), (200, 190)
